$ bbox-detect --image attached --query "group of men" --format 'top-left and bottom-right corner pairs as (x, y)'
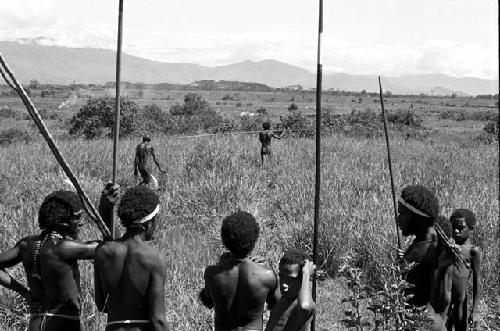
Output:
(396, 185), (481, 331)
(0, 184), (316, 331)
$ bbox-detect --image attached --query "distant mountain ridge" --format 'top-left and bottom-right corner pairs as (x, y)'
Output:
(0, 41), (497, 96)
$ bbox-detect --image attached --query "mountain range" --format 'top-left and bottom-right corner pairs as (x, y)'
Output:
(0, 41), (498, 96)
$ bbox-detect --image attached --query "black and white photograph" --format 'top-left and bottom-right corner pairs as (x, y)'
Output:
(0, 0), (498, 330)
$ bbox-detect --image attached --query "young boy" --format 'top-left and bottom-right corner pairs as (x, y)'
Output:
(200, 211), (280, 331)
(259, 122), (284, 165)
(94, 186), (170, 331)
(439, 209), (482, 331)
(265, 248), (316, 331)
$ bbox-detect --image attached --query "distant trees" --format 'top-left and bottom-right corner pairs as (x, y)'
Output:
(69, 96), (140, 139)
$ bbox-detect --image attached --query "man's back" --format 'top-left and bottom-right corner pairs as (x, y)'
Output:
(205, 258), (277, 331)
(40, 236), (82, 315)
(135, 143), (154, 171)
(94, 237), (167, 330)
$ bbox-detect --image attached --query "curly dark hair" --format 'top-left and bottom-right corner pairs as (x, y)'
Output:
(280, 248), (311, 265)
(451, 209), (476, 230)
(118, 186), (160, 227)
(262, 121), (271, 130)
(221, 211), (259, 259)
(38, 191), (82, 230)
(400, 185), (440, 228)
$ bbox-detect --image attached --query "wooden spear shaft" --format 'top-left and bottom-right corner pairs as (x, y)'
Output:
(111, 0), (124, 239)
(378, 76), (402, 250)
(312, 0), (323, 330)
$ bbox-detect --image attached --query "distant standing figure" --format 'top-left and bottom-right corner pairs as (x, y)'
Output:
(200, 211), (280, 331)
(259, 122), (284, 166)
(134, 136), (165, 189)
(265, 248), (316, 331)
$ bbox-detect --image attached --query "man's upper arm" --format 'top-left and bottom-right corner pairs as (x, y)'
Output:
(471, 246), (482, 281)
(147, 254), (169, 331)
(93, 245), (106, 311)
(200, 268), (214, 309)
(266, 269), (280, 310)
(58, 240), (99, 260)
(0, 244), (22, 269)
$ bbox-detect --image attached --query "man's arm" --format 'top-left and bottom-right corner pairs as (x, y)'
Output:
(266, 269), (280, 310)
(134, 146), (140, 176)
(58, 240), (99, 260)
(0, 269), (30, 300)
(151, 148), (164, 173)
(469, 246), (482, 325)
(98, 183), (120, 236)
(147, 254), (170, 331)
(282, 261), (315, 331)
(0, 245), (22, 269)
(200, 268), (214, 309)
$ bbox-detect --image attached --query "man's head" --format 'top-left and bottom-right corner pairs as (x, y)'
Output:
(38, 191), (83, 238)
(142, 136), (151, 143)
(262, 121), (271, 130)
(279, 248), (310, 298)
(221, 211), (259, 259)
(397, 185), (439, 236)
(118, 186), (160, 240)
(450, 209), (476, 244)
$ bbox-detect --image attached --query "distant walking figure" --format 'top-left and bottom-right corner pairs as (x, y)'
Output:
(134, 136), (165, 189)
(259, 122), (284, 165)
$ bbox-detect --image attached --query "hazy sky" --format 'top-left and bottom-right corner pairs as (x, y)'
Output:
(0, 0), (497, 79)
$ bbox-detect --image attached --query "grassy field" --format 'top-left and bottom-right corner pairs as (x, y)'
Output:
(0, 130), (497, 329)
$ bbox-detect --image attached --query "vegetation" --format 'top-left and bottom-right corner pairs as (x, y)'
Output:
(0, 132), (497, 330)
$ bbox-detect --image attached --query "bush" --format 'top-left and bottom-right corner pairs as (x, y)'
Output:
(282, 111), (313, 138)
(0, 106), (19, 119)
(385, 109), (422, 127)
(255, 107), (267, 115)
(68, 96), (140, 139)
(0, 129), (32, 146)
(168, 94), (224, 134)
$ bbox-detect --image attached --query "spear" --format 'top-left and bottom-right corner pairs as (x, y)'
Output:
(378, 76), (402, 250)
(111, 0), (124, 239)
(311, 0), (323, 330)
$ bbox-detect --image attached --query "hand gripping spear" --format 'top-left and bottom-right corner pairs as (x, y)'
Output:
(378, 76), (403, 250)
(311, 0), (323, 330)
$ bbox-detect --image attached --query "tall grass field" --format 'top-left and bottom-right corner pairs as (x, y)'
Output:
(0, 133), (498, 330)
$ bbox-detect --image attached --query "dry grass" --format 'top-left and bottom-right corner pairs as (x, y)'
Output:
(0, 133), (497, 330)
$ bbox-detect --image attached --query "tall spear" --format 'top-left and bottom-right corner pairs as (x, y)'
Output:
(312, 0), (323, 330)
(111, 0), (124, 239)
(378, 76), (402, 249)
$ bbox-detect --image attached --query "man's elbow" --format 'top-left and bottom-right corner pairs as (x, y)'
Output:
(298, 301), (315, 313)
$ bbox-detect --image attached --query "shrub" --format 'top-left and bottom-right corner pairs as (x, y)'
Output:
(168, 94), (225, 134)
(255, 107), (267, 115)
(68, 96), (140, 139)
(0, 129), (32, 146)
(282, 111), (313, 138)
(0, 106), (19, 119)
(385, 109), (422, 128)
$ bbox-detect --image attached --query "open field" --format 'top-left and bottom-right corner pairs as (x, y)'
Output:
(0, 88), (498, 329)
(0, 131), (498, 330)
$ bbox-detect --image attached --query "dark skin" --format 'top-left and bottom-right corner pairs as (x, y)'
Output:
(259, 126), (284, 166)
(266, 260), (316, 331)
(397, 202), (446, 330)
(134, 139), (165, 186)
(0, 237), (44, 331)
(201, 252), (280, 331)
(438, 217), (482, 331)
(94, 192), (170, 331)
(0, 220), (99, 331)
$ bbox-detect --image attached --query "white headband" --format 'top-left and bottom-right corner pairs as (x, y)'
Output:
(398, 197), (430, 218)
(133, 205), (160, 224)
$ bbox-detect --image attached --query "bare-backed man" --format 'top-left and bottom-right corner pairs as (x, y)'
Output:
(134, 136), (165, 188)
(0, 190), (101, 330)
(94, 185), (170, 331)
(200, 211), (280, 331)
